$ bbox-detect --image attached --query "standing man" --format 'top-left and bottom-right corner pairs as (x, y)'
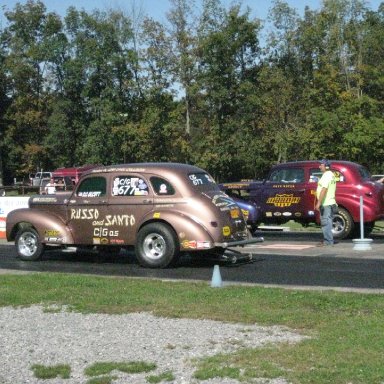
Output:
(44, 178), (56, 195)
(315, 159), (337, 246)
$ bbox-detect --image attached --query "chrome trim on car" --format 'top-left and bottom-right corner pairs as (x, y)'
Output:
(215, 236), (264, 248)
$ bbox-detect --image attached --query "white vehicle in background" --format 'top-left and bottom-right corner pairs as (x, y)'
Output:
(29, 171), (52, 186)
(372, 175), (384, 183)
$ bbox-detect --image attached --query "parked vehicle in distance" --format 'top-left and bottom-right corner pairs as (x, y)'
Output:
(1, 166), (97, 197)
(52, 164), (101, 184)
(29, 171), (52, 186)
(6, 163), (263, 268)
(223, 184), (261, 232)
(372, 175), (384, 183)
(39, 176), (74, 194)
(1, 176), (47, 196)
(220, 160), (384, 239)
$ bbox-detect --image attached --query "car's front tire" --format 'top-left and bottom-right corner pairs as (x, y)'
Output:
(15, 227), (44, 261)
(135, 223), (179, 268)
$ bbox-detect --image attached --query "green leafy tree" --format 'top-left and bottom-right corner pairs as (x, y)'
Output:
(2, 0), (63, 176)
(167, 0), (198, 136)
(0, 19), (10, 184)
(194, 3), (261, 179)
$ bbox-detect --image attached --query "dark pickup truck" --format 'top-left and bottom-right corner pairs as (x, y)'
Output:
(220, 160), (384, 239)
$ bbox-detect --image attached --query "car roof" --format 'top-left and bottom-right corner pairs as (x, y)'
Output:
(270, 160), (360, 168)
(84, 163), (208, 181)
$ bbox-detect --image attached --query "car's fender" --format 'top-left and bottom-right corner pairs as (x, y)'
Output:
(138, 210), (216, 251)
(335, 193), (380, 222)
(6, 208), (74, 245)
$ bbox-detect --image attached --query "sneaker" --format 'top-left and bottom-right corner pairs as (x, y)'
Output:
(316, 241), (334, 247)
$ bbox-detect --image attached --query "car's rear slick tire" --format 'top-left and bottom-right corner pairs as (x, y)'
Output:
(332, 207), (354, 239)
(15, 227), (44, 261)
(135, 223), (179, 268)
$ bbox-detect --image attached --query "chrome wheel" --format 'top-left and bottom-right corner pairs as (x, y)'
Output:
(143, 233), (166, 260)
(16, 228), (44, 261)
(136, 223), (179, 268)
(332, 207), (353, 239)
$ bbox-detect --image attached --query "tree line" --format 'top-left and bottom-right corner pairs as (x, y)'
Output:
(0, 0), (383, 184)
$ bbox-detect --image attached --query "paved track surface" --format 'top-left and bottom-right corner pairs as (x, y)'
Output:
(1, 229), (384, 292)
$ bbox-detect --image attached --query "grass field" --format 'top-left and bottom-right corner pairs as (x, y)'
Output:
(1, 273), (384, 383)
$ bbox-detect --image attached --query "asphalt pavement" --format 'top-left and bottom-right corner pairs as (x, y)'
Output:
(244, 228), (384, 260)
(1, 227), (384, 259)
(1, 229), (384, 293)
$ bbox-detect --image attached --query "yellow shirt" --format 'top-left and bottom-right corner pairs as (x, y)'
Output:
(316, 170), (336, 206)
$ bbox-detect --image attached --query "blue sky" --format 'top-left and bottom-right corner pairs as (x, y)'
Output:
(1, 0), (383, 24)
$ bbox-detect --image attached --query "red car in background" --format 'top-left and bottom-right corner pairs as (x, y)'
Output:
(220, 160), (384, 239)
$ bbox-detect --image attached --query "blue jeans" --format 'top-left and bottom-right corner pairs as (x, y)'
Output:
(320, 205), (334, 245)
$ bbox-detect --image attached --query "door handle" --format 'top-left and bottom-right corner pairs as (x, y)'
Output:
(143, 199), (152, 204)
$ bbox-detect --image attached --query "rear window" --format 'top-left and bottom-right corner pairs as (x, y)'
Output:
(150, 177), (175, 195)
(358, 166), (371, 180)
(309, 168), (345, 182)
(188, 173), (216, 187)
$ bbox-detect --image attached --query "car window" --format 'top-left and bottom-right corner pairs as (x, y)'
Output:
(188, 172), (219, 189)
(112, 176), (149, 196)
(309, 168), (345, 182)
(309, 169), (322, 183)
(268, 168), (304, 183)
(150, 177), (175, 195)
(358, 166), (370, 180)
(225, 188), (250, 198)
(77, 177), (106, 197)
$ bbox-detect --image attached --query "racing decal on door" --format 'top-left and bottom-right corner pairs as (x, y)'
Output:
(266, 194), (301, 207)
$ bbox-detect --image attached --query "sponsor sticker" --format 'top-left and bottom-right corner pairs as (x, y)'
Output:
(44, 237), (63, 243)
(222, 226), (231, 236)
(196, 241), (211, 249)
(182, 240), (197, 249)
(110, 239), (124, 245)
(241, 209), (249, 220)
(230, 209), (240, 219)
(44, 229), (60, 237)
(266, 194), (301, 207)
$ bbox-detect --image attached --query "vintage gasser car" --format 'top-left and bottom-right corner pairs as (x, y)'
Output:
(6, 163), (263, 268)
(220, 160), (384, 239)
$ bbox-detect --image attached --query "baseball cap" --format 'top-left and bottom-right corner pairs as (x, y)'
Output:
(319, 159), (331, 168)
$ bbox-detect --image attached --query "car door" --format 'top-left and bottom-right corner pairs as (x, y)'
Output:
(261, 167), (307, 221)
(106, 173), (154, 245)
(66, 175), (110, 244)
